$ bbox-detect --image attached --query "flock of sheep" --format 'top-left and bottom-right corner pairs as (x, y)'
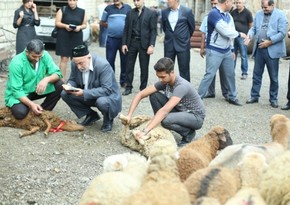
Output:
(79, 114), (290, 204)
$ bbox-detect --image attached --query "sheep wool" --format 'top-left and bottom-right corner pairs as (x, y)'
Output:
(225, 152), (268, 205)
(259, 151), (290, 205)
(79, 152), (148, 205)
(120, 114), (177, 157)
(177, 126), (233, 182)
(123, 140), (191, 205)
(184, 166), (240, 204)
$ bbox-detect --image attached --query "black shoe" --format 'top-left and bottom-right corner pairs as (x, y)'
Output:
(270, 101), (278, 108)
(178, 130), (196, 147)
(281, 104), (290, 110)
(101, 120), (113, 132)
(204, 94), (215, 98)
(79, 111), (100, 126)
(122, 89), (132, 96)
(228, 99), (242, 106)
(246, 98), (259, 104)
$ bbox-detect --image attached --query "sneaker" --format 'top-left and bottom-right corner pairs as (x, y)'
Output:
(241, 74), (248, 80)
(178, 130), (196, 147)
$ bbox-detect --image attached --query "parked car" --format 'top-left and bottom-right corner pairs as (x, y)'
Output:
(34, 0), (92, 45)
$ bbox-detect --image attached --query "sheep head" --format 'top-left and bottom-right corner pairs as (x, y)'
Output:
(270, 114), (290, 150)
(210, 126), (233, 150)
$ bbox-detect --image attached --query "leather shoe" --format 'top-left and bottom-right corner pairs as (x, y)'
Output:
(101, 120), (113, 132)
(246, 98), (259, 104)
(228, 99), (242, 106)
(281, 104), (290, 110)
(270, 101), (278, 108)
(204, 94), (215, 98)
(178, 130), (196, 147)
(79, 111), (100, 126)
(122, 89), (132, 96)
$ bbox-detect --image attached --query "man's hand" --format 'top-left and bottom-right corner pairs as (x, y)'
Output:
(36, 77), (49, 95)
(147, 46), (154, 55)
(122, 45), (128, 54)
(200, 48), (206, 58)
(258, 39), (272, 49)
(30, 102), (43, 115)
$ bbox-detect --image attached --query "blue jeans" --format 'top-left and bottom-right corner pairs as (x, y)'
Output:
(106, 37), (127, 85)
(250, 47), (279, 103)
(234, 36), (248, 75)
(198, 49), (237, 101)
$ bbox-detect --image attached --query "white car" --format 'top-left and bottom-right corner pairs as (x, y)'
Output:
(35, 16), (92, 45)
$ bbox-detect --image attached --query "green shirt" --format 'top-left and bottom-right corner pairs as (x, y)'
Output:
(5, 50), (62, 107)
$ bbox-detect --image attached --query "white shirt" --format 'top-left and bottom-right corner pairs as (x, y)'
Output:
(168, 5), (180, 31)
(82, 58), (93, 90)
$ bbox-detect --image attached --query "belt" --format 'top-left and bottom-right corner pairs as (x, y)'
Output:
(24, 24), (32, 27)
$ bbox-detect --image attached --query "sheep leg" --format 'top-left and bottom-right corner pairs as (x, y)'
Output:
(43, 119), (52, 136)
(19, 127), (40, 138)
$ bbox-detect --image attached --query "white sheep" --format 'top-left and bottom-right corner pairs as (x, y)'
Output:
(119, 114), (177, 157)
(177, 126), (233, 181)
(225, 152), (268, 205)
(123, 139), (191, 205)
(79, 152), (148, 205)
(259, 150), (290, 205)
(209, 114), (290, 169)
(184, 166), (240, 204)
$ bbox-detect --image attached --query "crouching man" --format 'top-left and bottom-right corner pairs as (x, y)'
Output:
(61, 44), (122, 132)
(123, 57), (205, 147)
(5, 39), (63, 119)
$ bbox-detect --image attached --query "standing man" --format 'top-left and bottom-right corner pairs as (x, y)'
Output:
(61, 45), (122, 132)
(198, 0), (246, 106)
(161, 0), (195, 82)
(100, 0), (131, 87)
(5, 39), (63, 119)
(281, 30), (290, 110)
(123, 57), (205, 147)
(121, 0), (157, 95)
(231, 0), (253, 79)
(199, 0), (228, 99)
(245, 0), (288, 108)
(98, 0), (111, 47)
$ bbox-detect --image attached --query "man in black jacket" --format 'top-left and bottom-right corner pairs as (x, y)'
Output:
(121, 0), (157, 95)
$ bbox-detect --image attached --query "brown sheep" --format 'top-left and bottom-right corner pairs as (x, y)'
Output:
(184, 166), (241, 204)
(209, 114), (290, 169)
(119, 114), (177, 157)
(0, 107), (84, 137)
(123, 139), (191, 205)
(177, 126), (233, 182)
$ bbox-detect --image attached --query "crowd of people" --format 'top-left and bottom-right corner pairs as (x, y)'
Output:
(8, 0), (290, 146)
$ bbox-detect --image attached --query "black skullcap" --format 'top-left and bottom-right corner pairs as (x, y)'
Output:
(72, 44), (89, 57)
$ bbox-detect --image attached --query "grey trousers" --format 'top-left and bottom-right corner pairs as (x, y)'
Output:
(149, 92), (204, 137)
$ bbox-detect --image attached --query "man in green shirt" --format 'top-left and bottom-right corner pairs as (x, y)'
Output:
(5, 39), (63, 119)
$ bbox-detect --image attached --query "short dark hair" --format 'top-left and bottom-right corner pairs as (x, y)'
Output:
(154, 57), (174, 73)
(26, 39), (44, 54)
(267, 0), (274, 6)
(22, 0), (31, 4)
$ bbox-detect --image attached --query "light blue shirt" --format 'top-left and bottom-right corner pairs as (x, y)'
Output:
(168, 5), (180, 31)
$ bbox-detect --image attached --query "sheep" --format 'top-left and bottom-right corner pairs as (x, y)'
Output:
(0, 106), (84, 137)
(184, 166), (240, 204)
(224, 152), (268, 205)
(123, 139), (191, 205)
(119, 114), (177, 157)
(209, 114), (290, 169)
(79, 152), (148, 205)
(259, 150), (290, 205)
(177, 126), (233, 182)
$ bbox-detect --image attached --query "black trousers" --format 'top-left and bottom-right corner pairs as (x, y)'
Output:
(125, 38), (150, 91)
(287, 64), (290, 103)
(11, 79), (63, 119)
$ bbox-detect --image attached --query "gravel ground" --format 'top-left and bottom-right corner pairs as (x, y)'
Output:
(0, 38), (290, 205)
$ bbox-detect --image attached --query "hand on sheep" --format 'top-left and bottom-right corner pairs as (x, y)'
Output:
(132, 130), (150, 145)
(119, 114), (131, 125)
